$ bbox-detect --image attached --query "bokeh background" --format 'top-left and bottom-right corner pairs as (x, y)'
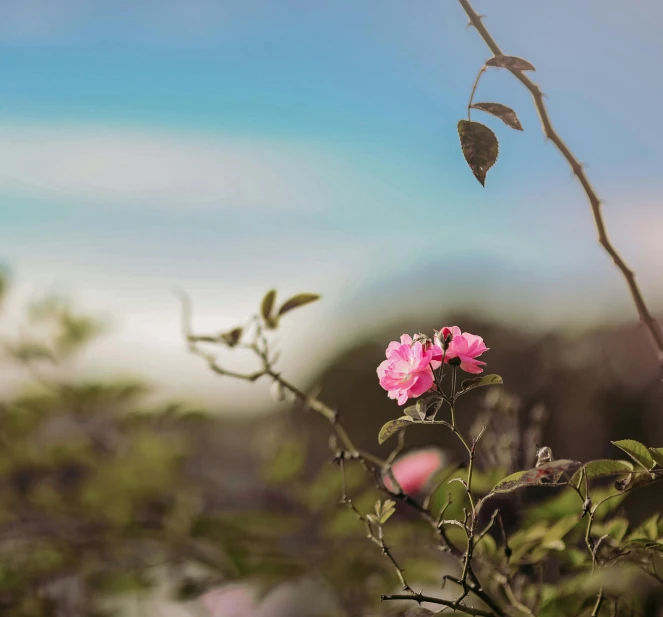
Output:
(1, 1), (662, 616)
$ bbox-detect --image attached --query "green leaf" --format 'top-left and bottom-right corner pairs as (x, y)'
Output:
(491, 470), (528, 493)
(474, 532), (497, 558)
(458, 374), (503, 396)
(571, 459), (634, 484)
(9, 342), (56, 363)
(611, 440), (655, 471)
(378, 416), (413, 445)
(541, 515), (579, 548)
(486, 55), (536, 72)
(457, 120), (499, 186)
(262, 440), (305, 485)
(260, 289), (277, 325)
(405, 397), (443, 421)
(592, 518), (630, 544)
(404, 404), (425, 421)
(377, 499), (396, 525)
(649, 447), (663, 467)
(277, 293), (320, 316)
(470, 102), (523, 131)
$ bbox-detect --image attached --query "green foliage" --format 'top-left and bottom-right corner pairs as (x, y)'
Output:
(457, 373), (503, 396)
(612, 439), (656, 471)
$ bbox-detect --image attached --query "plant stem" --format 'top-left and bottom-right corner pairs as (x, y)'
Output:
(381, 593), (497, 617)
(456, 0), (663, 370)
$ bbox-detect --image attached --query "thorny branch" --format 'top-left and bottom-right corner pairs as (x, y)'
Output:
(457, 0), (663, 370)
(176, 290), (509, 616)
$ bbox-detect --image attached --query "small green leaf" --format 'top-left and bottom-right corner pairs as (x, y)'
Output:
(471, 102), (523, 131)
(277, 293), (320, 317)
(628, 514), (660, 542)
(378, 499), (397, 525)
(475, 532), (497, 558)
(486, 55), (536, 72)
(592, 518), (630, 544)
(260, 289), (277, 323)
(457, 120), (499, 186)
(571, 459), (634, 484)
(541, 515), (579, 548)
(9, 343), (56, 363)
(378, 416), (413, 445)
(649, 448), (663, 467)
(611, 440), (655, 471)
(404, 404), (425, 421)
(458, 374), (503, 395)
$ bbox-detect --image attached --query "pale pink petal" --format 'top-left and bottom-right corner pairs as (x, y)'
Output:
(202, 585), (259, 617)
(384, 449), (445, 494)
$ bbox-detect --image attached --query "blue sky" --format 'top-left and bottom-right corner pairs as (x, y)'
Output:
(1, 0), (662, 407)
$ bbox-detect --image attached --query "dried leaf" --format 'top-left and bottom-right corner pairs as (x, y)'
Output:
(378, 416), (413, 445)
(260, 289), (277, 323)
(219, 327), (243, 347)
(490, 459), (582, 495)
(486, 55), (536, 72)
(277, 293), (320, 316)
(457, 120), (499, 186)
(471, 102), (523, 131)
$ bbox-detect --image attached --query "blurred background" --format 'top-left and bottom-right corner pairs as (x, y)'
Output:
(1, 0), (662, 615)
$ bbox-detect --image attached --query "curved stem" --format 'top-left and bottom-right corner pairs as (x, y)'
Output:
(457, 0), (663, 370)
(467, 64), (487, 120)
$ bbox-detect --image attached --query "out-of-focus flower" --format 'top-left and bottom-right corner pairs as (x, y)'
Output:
(201, 580), (340, 617)
(434, 326), (488, 374)
(202, 585), (258, 617)
(383, 448), (446, 495)
(377, 334), (440, 405)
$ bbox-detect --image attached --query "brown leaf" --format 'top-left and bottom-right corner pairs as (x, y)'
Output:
(457, 120), (499, 186)
(471, 102), (523, 131)
(486, 55), (536, 71)
(277, 293), (320, 317)
(219, 327), (243, 347)
(260, 289), (277, 322)
(491, 459), (582, 494)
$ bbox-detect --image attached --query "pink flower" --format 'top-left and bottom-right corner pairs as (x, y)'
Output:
(384, 448), (446, 495)
(377, 334), (441, 405)
(202, 585), (259, 617)
(434, 326), (489, 374)
(201, 581), (337, 617)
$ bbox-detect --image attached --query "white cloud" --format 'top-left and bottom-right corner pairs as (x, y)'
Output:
(0, 122), (336, 211)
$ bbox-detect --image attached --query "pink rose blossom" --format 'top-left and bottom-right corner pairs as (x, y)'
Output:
(384, 448), (446, 495)
(377, 334), (441, 405)
(434, 326), (489, 374)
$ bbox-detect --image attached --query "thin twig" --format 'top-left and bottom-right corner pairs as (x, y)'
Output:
(381, 593), (496, 617)
(457, 0), (663, 369)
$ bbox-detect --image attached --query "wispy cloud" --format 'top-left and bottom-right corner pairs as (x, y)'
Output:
(0, 122), (342, 211)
